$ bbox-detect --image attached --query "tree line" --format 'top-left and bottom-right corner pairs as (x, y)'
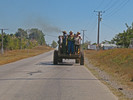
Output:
(0, 28), (45, 50)
(103, 23), (133, 48)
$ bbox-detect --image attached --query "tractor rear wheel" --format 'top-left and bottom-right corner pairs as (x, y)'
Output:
(58, 58), (63, 63)
(80, 52), (84, 65)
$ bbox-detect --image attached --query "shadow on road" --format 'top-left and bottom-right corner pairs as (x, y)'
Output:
(36, 61), (74, 66)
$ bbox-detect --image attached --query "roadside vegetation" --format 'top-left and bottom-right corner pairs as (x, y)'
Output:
(84, 23), (133, 88)
(85, 49), (133, 89)
(0, 28), (46, 50)
(102, 23), (133, 48)
(0, 46), (53, 65)
(0, 28), (54, 65)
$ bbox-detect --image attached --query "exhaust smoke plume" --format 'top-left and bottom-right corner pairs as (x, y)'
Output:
(23, 16), (62, 44)
(24, 17), (62, 34)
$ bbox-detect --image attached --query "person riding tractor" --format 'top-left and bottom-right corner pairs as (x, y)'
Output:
(67, 31), (75, 55)
(53, 30), (84, 65)
(62, 31), (68, 54)
(74, 32), (82, 54)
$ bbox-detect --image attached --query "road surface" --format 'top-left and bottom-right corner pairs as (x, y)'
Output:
(0, 51), (117, 100)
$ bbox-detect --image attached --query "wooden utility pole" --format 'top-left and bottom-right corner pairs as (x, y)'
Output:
(0, 29), (8, 54)
(94, 10), (104, 50)
(81, 30), (87, 44)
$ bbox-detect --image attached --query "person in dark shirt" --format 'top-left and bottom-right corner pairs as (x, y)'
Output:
(62, 31), (68, 54)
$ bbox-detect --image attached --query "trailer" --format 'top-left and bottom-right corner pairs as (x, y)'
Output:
(53, 35), (84, 65)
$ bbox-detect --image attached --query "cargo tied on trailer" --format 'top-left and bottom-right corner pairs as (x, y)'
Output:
(53, 31), (84, 65)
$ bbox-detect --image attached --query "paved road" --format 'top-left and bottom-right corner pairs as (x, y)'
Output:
(0, 51), (117, 100)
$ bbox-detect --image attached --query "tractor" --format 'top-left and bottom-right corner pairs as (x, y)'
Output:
(53, 35), (84, 65)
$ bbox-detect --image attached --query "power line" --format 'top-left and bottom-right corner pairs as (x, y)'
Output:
(95, 0), (105, 10)
(83, 12), (96, 30)
(83, 0), (106, 31)
(83, 14), (97, 42)
(104, 0), (130, 18)
(84, 34), (90, 41)
(104, 0), (119, 11)
(109, 0), (130, 17)
(101, 22), (120, 40)
(102, 22), (120, 32)
(101, 0), (113, 11)
(83, 0), (106, 29)
(82, 0), (106, 34)
(87, 21), (97, 33)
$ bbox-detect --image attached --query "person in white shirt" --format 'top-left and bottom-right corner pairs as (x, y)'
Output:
(74, 32), (82, 54)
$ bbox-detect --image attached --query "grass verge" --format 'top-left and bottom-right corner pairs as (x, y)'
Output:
(0, 46), (53, 65)
(85, 49), (133, 88)
(85, 49), (133, 99)
(85, 63), (129, 100)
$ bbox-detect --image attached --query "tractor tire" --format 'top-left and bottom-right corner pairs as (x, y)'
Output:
(58, 58), (63, 63)
(75, 59), (79, 63)
(53, 50), (58, 65)
(80, 52), (84, 65)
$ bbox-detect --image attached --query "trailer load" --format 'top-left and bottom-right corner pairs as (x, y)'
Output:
(53, 31), (84, 65)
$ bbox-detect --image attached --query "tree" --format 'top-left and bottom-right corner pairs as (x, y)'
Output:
(111, 23), (133, 48)
(3, 34), (12, 50)
(102, 40), (112, 44)
(15, 28), (28, 38)
(51, 41), (57, 48)
(29, 28), (45, 45)
(0, 28), (47, 51)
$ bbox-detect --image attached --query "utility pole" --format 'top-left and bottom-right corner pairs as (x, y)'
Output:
(81, 30), (87, 44)
(20, 32), (22, 49)
(94, 10), (105, 50)
(0, 29), (8, 54)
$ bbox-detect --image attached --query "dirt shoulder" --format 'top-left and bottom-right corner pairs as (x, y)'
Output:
(85, 49), (133, 100)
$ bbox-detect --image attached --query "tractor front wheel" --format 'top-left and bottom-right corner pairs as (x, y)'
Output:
(53, 50), (58, 65)
(75, 59), (79, 63)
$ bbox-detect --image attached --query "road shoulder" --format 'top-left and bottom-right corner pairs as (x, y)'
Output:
(85, 58), (132, 100)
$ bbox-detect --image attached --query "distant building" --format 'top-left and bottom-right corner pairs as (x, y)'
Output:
(88, 45), (97, 50)
(129, 38), (133, 48)
(101, 44), (117, 50)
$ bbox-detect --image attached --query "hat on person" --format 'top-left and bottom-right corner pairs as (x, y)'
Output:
(77, 32), (80, 34)
(62, 31), (67, 34)
(69, 31), (73, 34)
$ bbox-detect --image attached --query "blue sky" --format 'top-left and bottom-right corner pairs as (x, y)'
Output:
(0, 0), (132, 44)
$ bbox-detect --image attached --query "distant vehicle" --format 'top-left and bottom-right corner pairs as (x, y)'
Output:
(101, 43), (117, 50)
(53, 35), (84, 65)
